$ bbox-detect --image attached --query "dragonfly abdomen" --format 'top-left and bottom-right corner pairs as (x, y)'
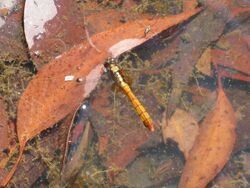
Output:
(122, 84), (154, 131)
(105, 59), (155, 132)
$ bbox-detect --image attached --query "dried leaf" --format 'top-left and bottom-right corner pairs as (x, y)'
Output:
(162, 108), (199, 159)
(1, 9), (202, 186)
(178, 74), (237, 188)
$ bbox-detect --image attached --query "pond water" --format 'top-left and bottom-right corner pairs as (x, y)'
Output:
(0, 0), (250, 188)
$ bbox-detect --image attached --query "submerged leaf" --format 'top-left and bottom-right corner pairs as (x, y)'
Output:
(1, 9), (202, 186)
(178, 75), (237, 188)
(196, 29), (250, 82)
(212, 30), (250, 76)
(162, 108), (199, 159)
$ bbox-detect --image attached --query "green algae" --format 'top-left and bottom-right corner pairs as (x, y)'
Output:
(0, 61), (34, 119)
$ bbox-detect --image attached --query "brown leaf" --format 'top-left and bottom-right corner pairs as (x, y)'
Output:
(1, 9), (202, 186)
(178, 74), (237, 188)
(162, 108), (199, 159)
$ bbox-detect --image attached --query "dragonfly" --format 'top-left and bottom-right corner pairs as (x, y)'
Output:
(104, 57), (155, 132)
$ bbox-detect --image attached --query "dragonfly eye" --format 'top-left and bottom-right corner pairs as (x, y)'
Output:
(104, 62), (110, 69)
(107, 57), (117, 63)
(105, 57), (116, 69)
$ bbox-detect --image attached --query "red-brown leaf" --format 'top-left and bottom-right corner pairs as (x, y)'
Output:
(196, 30), (250, 82)
(212, 30), (250, 76)
(1, 9), (202, 186)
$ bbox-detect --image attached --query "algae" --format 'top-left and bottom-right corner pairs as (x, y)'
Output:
(0, 61), (34, 119)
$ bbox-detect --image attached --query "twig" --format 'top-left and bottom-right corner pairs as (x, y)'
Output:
(83, 16), (101, 53)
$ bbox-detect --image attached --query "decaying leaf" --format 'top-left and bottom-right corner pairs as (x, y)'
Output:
(162, 108), (199, 159)
(1, 9), (202, 186)
(178, 74), (237, 188)
(212, 30), (250, 76)
(196, 29), (250, 82)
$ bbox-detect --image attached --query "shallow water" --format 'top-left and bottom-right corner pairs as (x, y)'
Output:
(1, 0), (250, 187)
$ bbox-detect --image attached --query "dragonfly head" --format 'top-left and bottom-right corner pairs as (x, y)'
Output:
(104, 57), (117, 71)
(105, 57), (117, 65)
